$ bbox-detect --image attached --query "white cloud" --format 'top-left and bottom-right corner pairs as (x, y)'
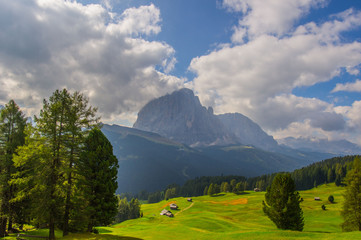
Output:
(0, 0), (184, 123)
(332, 79), (361, 93)
(223, 0), (328, 42)
(189, 1), (361, 145)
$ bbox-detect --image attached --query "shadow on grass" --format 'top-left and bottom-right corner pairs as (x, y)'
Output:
(64, 232), (144, 240)
(101, 234), (144, 240)
(308, 231), (331, 234)
(234, 191), (250, 195)
(211, 194), (226, 197)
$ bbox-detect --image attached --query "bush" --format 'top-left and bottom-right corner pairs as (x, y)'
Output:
(328, 195), (334, 203)
(322, 205), (326, 210)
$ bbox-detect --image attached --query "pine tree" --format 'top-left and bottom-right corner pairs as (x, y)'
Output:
(116, 197), (130, 223)
(78, 128), (119, 232)
(203, 186), (208, 196)
(129, 198), (141, 219)
(224, 182), (230, 193)
(263, 173), (304, 231)
(207, 183), (215, 196)
(341, 156), (361, 231)
(0, 100), (26, 234)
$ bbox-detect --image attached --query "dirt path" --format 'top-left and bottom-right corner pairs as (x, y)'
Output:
(175, 202), (194, 216)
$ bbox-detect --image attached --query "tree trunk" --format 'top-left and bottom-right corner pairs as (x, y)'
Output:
(87, 223), (93, 233)
(0, 217), (7, 237)
(7, 218), (12, 231)
(49, 216), (55, 240)
(62, 176), (71, 236)
(62, 146), (74, 237)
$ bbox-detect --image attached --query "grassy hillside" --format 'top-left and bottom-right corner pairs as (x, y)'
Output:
(6, 184), (360, 239)
(96, 183), (358, 240)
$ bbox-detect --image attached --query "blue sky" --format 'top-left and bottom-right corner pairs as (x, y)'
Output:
(1, 0), (361, 145)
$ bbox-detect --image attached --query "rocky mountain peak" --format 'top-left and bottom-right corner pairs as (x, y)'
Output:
(133, 88), (238, 147)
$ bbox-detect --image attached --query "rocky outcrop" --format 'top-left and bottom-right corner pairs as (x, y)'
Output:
(133, 88), (238, 147)
(217, 113), (279, 151)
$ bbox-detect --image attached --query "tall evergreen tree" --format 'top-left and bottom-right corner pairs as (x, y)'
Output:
(62, 91), (98, 236)
(129, 198), (141, 220)
(341, 156), (361, 231)
(30, 89), (71, 239)
(263, 173), (304, 231)
(0, 100), (26, 234)
(13, 89), (98, 239)
(78, 128), (118, 232)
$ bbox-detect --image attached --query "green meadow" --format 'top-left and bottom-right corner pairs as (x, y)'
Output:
(6, 183), (361, 239)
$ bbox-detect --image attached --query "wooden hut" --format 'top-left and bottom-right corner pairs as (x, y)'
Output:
(170, 203), (178, 210)
(160, 209), (174, 217)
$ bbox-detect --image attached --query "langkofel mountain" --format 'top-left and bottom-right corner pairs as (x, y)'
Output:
(133, 88), (274, 149)
(103, 88), (355, 193)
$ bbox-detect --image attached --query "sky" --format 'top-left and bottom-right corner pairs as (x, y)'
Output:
(1, 0), (361, 145)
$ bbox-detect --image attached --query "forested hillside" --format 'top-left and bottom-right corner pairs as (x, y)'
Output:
(136, 155), (357, 202)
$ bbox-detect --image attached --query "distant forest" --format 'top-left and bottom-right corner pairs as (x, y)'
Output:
(121, 155), (358, 203)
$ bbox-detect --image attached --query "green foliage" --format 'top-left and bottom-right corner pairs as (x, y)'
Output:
(11, 89), (101, 238)
(115, 197), (142, 223)
(203, 186), (208, 196)
(148, 191), (163, 203)
(341, 156), (361, 231)
(165, 187), (177, 200)
(79, 128), (119, 231)
(207, 183), (215, 196)
(0, 100), (27, 234)
(328, 195), (334, 203)
(263, 173), (304, 231)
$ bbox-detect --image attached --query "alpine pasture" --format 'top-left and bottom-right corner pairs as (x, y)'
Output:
(6, 183), (360, 239)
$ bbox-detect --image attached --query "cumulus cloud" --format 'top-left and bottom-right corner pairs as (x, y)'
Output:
(190, 0), (361, 145)
(0, 0), (184, 123)
(332, 79), (361, 92)
(223, 0), (328, 42)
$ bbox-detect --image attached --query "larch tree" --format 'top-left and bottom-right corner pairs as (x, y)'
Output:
(263, 173), (304, 231)
(341, 156), (361, 231)
(0, 100), (26, 235)
(62, 91), (98, 236)
(12, 89), (99, 239)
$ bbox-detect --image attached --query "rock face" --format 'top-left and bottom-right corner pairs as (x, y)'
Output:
(217, 113), (279, 151)
(133, 88), (238, 147)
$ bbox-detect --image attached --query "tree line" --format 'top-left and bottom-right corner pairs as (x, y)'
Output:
(135, 155), (357, 203)
(0, 89), (119, 239)
(263, 156), (361, 232)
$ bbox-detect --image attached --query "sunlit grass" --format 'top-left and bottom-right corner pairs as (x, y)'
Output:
(6, 183), (359, 239)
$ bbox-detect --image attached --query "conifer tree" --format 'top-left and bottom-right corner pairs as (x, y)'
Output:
(0, 100), (26, 234)
(78, 128), (118, 232)
(263, 173), (304, 231)
(203, 186), (208, 196)
(207, 183), (215, 196)
(62, 91), (98, 236)
(13, 89), (98, 239)
(129, 198), (141, 219)
(341, 156), (361, 231)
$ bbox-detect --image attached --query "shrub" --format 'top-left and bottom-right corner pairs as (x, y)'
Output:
(328, 195), (334, 203)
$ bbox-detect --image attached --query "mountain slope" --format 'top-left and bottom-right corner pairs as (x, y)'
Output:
(102, 124), (223, 193)
(218, 113), (278, 151)
(278, 137), (361, 155)
(102, 124), (311, 193)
